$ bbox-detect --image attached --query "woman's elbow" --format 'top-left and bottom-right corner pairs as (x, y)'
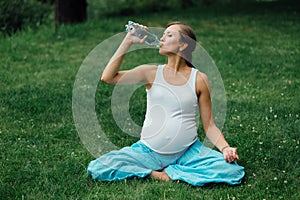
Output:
(100, 75), (112, 84)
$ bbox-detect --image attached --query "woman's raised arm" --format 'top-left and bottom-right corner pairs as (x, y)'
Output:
(101, 32), (148, 85)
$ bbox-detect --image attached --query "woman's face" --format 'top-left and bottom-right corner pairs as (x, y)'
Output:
(159, 25), (183, 56)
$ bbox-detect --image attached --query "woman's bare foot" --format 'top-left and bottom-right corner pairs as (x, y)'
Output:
(151, 170), (170, 181)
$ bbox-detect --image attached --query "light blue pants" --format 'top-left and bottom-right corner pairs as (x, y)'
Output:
(87, 140), (245, 186)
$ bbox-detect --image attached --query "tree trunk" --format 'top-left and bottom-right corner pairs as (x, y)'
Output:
(55, 0), (87, 24)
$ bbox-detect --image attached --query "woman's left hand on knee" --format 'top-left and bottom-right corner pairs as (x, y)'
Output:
(222, 147), (239, 163)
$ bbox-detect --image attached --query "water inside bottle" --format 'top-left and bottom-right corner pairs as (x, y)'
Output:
(125, 21), (160, 47)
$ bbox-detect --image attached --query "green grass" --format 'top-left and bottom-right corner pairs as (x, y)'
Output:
(1, 2), (299, 199)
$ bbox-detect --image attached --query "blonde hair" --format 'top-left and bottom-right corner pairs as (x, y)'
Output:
(166, 22), (197, 68)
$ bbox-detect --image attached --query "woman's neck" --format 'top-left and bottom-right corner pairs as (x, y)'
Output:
(166, 55), (188, 73)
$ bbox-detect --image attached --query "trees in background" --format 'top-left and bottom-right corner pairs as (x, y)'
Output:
(0, 0), (88, 35)
(0, 0), (295, 36)
(0, 0), (51, 35)
(55, 0), (87, 24)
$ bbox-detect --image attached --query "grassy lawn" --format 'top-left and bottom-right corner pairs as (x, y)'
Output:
(0, 2), (299, 199)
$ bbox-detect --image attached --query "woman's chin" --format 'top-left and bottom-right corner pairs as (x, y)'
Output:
(159, 48), (171, 56)
(159, 49), (178, 57)
(158, 49), (165, 55)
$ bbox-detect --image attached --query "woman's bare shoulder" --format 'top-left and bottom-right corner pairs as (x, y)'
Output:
(196, 71), (210, 95)
(136, 64), (159, 86)
(138, 64), (158, 71)
(136, 64), (158, 76)
(196, 71), (209, 84)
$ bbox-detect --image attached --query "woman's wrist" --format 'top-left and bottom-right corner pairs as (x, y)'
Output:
(122, 37), (133, 46)
(124, 34), (135, 45)
(221, 145), (230, 153)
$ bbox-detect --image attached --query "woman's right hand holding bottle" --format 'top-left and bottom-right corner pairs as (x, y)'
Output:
(125, 23), (148, 45)
(125, 32), (147, 45)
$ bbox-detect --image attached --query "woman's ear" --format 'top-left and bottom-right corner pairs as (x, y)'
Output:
(179, 42), (188, 52)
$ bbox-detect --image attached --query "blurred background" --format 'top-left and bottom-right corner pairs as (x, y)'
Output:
(1, 0), (297, 36)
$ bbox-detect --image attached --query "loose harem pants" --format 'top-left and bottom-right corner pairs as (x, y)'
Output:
(87, 140), (245, 186)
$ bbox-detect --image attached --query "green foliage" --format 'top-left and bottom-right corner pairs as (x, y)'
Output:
(87, 0), (275, 18)
(0, 0), (52, 35)
(87, 0), (202, 18)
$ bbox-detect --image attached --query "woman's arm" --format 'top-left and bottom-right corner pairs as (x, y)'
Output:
(196, 72), (239, 162)
(101, 32), (150, 85)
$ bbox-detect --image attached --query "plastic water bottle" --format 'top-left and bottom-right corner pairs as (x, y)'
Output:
(125, 21), (160, 47)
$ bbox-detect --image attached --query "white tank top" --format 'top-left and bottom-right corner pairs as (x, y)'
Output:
(140, 65), (198, 154)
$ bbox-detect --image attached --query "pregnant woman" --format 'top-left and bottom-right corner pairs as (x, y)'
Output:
(87, 21), (245, 186)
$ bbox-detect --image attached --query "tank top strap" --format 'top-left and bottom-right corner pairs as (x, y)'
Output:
(153, 64), (165, 84)
(188, 68), (198, 94)
(155, 65), (197, 94)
